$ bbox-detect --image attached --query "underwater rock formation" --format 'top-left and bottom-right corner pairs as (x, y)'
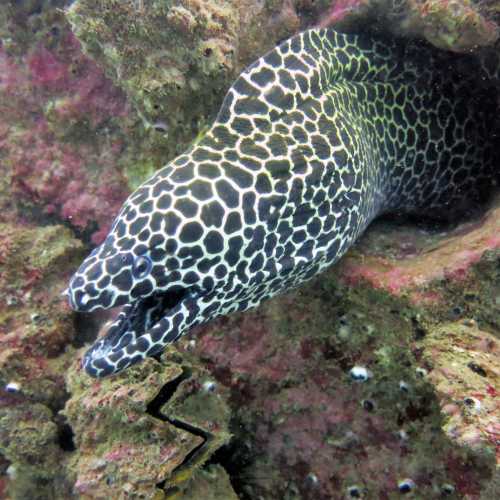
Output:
(1, 1), (499, 498)
(0, 222), (83, 499)
(0, 2), (160, 244)
(0, 215), (234, 498)
(321, 0), (499, 52)
(338, 196), (500, 304)
(423, 321), (499, 466)
(66, 0), (329, 160)
(64, 350), (232, 498)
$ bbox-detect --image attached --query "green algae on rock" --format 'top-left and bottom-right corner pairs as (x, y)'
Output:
(168, 464), (239, 500)
(66, 0), (239, 160)
(65, 0), (319, 162)
(422, 321), (499, 466)
(0, 401), (73, 499)
(0, 223), (84, 406)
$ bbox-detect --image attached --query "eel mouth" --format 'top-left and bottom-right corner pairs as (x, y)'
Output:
(82, 287), (200, 377)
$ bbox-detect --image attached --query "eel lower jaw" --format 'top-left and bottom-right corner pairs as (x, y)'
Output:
(82, 286), (201, 377)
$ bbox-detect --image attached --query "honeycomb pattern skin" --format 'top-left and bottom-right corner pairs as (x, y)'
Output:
(68, 29), (499, 377)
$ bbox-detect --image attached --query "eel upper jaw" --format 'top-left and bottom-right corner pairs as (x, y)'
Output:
(82, 286), (202, 377)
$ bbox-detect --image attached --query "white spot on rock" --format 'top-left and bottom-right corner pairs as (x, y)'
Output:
(349, 366), (372, 382)
(5, 382), (20, 393)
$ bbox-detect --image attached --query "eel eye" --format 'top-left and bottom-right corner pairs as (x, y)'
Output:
(133, 255), (152, 279)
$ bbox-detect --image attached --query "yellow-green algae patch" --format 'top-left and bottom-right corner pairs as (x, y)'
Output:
(166, 464), (238, 500)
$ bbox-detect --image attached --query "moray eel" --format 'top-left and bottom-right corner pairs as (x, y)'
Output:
(68, 28), (499, 377)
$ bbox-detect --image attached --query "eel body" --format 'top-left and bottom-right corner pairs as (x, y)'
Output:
(68, 28), (499, 377)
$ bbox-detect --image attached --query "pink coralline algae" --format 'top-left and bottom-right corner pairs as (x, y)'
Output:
(28, 45), (68, 88)
(336, 196), (500, 303)
(1, 29), (131, 244)
(317, 0), (366, 27)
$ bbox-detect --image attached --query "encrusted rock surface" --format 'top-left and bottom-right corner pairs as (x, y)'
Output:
(0, 222), (83, 499)
(321, 0), (499, 52)
(64, 350), (231, 498)
(65, 0), (328, 161)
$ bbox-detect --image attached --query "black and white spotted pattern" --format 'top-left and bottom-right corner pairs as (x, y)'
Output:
(68, 29), (499, 377)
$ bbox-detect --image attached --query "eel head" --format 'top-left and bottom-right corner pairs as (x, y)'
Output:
(67, 166), (225, 377)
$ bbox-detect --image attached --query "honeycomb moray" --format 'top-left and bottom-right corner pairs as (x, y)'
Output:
(68, 28), (500, 377)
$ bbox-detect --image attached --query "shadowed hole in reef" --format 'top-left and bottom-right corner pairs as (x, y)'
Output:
(57, 421), (76, 452)
(146, 367), (192, 418)
(145, 368), (211, 491)
(205, 435), (256, 499)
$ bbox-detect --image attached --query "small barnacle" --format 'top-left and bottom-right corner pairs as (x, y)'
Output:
(361, 399), (375, 412)
(152, 121), (168, 133)
(6, 465), (17, 479)
(398, 478), (415, 493)
(462, 318), (476, 327)
(327, 430), (360, 450)
(186, 339), (196, 350)
(339, 314), (349, 325)
(5, 381), (20, 393)
(362, 324), (375, 335)
(338, 324), (351, 340)
(30, 312), (42, 323)
(440, 483), (455, 495)
(6, 295), (18, 306)
(347, 485), (362, 497)
(349, 366), (373, 382)
(399, 380), (409, 392)
(305, 472), (319, 487)
(202, 380), (217, 393)
(397, 429), (409, 441)
(463, 396), (481, 412)
(415, 367), (428, 378)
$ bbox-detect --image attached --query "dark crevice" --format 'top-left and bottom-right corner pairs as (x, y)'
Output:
(155, 420), (209, 491)
(146, 367), (191, 418)
(156, 414), (209, 488)
(57, 421), (76, 452)
(146, 368), (211, 491)
(165, 419), (209, 469)
(411, 316), (427, 340)
(205, 428), (254, 499)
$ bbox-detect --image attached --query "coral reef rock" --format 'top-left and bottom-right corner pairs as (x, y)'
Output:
(1, 1), (499, 499)
(63, 350), (232, 498)
(321, 0), (499, 52)
(0, 222), (84, 499)
(66, 0), (329, 160)
(0, 1), (160, 244)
